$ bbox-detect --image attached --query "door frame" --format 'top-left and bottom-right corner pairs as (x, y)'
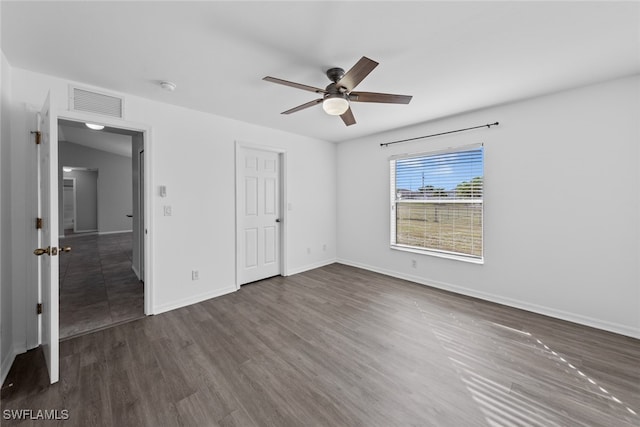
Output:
(136, 147), (145, 282)
(25, 105), (156, 350)
(234, 141), (288, 289)
(56, 111), (155, 316)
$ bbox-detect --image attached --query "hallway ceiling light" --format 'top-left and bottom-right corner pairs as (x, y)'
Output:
(85, 123), (104, 130)
(63, 167), (73, 172)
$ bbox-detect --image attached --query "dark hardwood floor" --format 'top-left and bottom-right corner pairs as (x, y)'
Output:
(2, 263), (639, 426)
(58, 232), (144, 339)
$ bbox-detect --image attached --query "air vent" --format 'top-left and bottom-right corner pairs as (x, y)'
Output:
(70, 86), (124, 118)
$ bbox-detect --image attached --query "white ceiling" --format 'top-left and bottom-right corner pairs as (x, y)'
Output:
(2, 1), (639, 143)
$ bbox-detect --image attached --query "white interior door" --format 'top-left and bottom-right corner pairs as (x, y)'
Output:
(36, 92), (59, 384)
(237, 147), (281, 285)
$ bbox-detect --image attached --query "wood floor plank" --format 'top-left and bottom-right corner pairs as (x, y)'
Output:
(2, 263), (639, 426)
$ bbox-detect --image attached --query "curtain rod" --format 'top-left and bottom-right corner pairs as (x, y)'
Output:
(380, 122), (499, 147)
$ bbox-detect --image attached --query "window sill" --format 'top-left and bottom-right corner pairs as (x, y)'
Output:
(390, 244), (484, 265)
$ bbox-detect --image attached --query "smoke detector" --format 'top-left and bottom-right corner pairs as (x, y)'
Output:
(160, 81), (177, 92)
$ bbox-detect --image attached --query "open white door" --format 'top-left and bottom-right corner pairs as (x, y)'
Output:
(237, 147), (281, 285)
(34, 92), (60, 384)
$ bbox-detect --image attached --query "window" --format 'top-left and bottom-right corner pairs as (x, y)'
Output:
(390, 144), (484, 262)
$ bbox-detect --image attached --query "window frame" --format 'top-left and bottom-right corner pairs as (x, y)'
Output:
(389, 143), (484, 264)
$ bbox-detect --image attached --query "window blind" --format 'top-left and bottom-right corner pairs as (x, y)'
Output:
(390, 144), (484, 260)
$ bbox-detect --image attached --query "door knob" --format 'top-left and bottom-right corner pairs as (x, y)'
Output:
(33, 246), (71, 256)
(34, 247), (51, 256)
(275, 218), (281, 223)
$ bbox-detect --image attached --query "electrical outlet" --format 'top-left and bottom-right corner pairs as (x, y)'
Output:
(322, 244), (327, 252)
(163, 205), (172, 216)
(307, 247), (311, 254)
(192, 270), (199, 280)
(411, 259), (417, 268)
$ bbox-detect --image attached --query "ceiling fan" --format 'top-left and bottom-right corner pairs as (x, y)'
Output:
(263, 56), (412, 126)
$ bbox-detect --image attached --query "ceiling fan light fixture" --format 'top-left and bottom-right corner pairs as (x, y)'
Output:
(322, 94), (349, 116)
(85, 123), (104, 130)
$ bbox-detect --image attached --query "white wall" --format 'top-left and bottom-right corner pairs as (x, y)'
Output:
(337, 75), (640, 338)
(59, 141), (132, 234)
(9, 67), (337, 337)
(0, 49), (15, 383)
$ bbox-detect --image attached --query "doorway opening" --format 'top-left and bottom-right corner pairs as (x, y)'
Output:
(57, 119), (145, 339)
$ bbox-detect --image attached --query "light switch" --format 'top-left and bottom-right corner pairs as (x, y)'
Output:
(159, 185), (167, 197)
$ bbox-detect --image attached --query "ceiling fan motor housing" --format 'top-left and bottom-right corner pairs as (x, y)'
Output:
(326, 67), (345, 83)
(325, 82), (345, 95)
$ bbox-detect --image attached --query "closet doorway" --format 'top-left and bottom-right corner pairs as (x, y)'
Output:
(61, 168), (98, 235)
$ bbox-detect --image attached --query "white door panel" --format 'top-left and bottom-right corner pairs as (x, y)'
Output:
(245, 228), (258, 268)
(264, 178), (276, 214)
(245, 177), (258, 216)
(264, 226), (276, 264)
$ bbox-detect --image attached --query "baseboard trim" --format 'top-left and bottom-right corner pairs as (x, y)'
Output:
(336, 258), (640, 339)
(153, 285), (237, 315)
(62, 231), (98, 238)
(286, 258), (337, 276)
(131, 264), (141, 281)
(98, 229), (132, 236)
(1, 344), (17, 386)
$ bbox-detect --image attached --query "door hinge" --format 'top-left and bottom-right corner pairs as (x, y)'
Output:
(36, 218), (43, 229)
(36, 303), (43, 314)
(31, 131), (41, 145)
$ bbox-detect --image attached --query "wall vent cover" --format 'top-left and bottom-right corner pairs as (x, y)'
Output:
(69, 86), (124, 118)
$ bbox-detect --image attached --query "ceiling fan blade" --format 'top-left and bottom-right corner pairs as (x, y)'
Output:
(281, 98), (323, 115)
(340, 107), (356, 126)
(263, 76), (326, 94)
(349, 91), (412, 104)
(336, 56), (378, 92)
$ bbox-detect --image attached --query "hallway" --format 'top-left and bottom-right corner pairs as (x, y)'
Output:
(59, 232), (144, 339)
